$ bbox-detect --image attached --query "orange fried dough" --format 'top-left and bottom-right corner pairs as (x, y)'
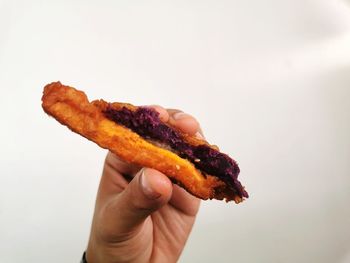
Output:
(42, 81), (242, 202)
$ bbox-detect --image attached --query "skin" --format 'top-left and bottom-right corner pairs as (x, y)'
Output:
(86, 107), (204, 263)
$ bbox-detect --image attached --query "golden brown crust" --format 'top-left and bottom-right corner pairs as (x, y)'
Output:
(42, 81), (242, 202)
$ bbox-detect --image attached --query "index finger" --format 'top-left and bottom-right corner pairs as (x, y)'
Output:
(166, 108), (204, 138)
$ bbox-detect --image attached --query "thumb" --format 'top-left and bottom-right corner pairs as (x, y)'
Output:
(101, 168), (173, 239)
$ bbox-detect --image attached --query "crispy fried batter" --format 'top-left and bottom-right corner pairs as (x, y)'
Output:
(42, 81), (243, 202)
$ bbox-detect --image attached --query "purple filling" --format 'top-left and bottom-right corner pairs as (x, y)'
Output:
(104, 105), (248, 198)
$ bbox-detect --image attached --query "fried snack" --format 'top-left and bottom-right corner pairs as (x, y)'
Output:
(42, 81), (248, 202)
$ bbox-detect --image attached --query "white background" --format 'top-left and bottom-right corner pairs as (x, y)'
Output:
(1, 0), (350, 262)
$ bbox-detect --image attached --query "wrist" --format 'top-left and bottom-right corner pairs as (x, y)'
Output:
(85, 239), (118, 263)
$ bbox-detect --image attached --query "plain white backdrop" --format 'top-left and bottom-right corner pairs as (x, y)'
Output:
(1, 0), (350, 262)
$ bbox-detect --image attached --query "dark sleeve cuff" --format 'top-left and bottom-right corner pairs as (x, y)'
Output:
(80, 251), (88, 263)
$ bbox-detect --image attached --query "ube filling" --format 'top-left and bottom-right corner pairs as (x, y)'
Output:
(104, 105), (248, 198)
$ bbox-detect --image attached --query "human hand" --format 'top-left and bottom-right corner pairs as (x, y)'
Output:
(86, 106), (204, 263)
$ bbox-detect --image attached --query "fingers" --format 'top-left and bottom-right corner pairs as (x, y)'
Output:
(95, 153), (137, 205)
(148, 105), (169, 122)
(167, 109), (201, 136)
(100, 168), (172, 239)
(104, 151), (141, 178)
(169, 185), (200, 216)
(149, 106), (202, 137)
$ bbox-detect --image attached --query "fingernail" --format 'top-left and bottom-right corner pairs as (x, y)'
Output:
(173, 112), (190, 120)
(195, 131), (204, 139)
(211, 144), (220, 150)
(140, 169), (161, 199)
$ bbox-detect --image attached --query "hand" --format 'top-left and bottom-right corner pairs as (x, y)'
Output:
(86, 106), (204, 263)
